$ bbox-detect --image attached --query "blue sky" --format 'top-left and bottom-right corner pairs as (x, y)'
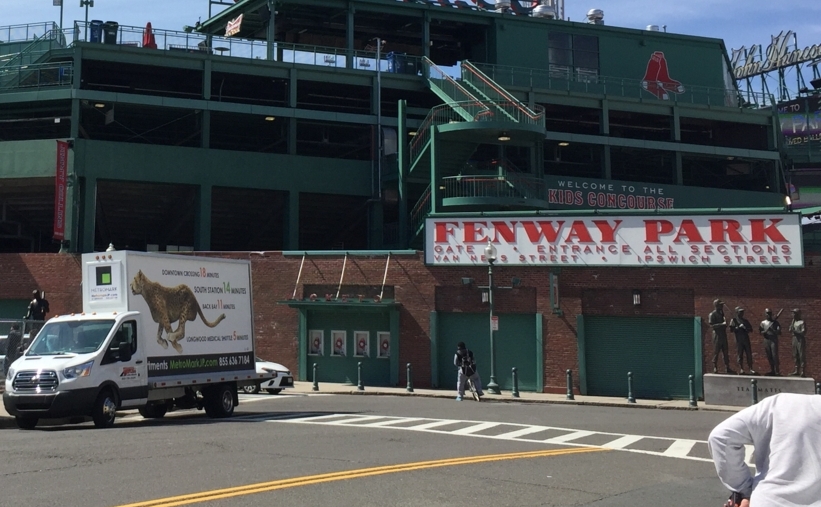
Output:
(2, 0), (819, 56)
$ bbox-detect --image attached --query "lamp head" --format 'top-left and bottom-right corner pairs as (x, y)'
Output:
(484, 241), (497, 263)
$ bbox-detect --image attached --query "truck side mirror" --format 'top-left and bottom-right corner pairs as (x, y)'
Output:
(118, 343), (132, 362)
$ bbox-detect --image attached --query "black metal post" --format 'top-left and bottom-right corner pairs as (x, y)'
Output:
(357, 362), (364, 391)
(817, 382), (820, 395)
(751, 378), (758, 405)
(406, 363), (414, 392)
(486, 257), (500, 394)
(627, 372), (636, 403)
(511, 367), (519, 398)
(566, 369), (575, 400)
(312, 363), (319, 391)
(688, 375), (698, 408)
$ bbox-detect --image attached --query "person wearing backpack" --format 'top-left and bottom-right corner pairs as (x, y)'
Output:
(454, 341), (484, 401)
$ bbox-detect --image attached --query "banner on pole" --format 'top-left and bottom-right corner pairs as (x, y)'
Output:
(53, 140), (69, 240)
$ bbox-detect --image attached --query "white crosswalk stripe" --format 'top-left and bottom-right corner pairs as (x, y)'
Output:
(276, 413), (747, 466)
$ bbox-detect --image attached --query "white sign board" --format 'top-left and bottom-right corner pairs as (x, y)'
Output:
(425, 214), (803, 267)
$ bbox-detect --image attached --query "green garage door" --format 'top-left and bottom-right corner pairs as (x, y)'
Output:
(438, 313), (538, 392)
(583, 316), (697, 400)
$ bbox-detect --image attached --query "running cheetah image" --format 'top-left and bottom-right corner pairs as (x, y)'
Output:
(130, 270), (226, 353)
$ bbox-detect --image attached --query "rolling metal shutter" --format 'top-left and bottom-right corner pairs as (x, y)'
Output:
(583, 316), (695, 400)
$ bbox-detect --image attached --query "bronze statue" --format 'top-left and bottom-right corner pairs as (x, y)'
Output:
(788, 308), (807, 377)
(708, 299), (734, 374)
(758, 308), (782, 376)
(729, 307), (755, 375)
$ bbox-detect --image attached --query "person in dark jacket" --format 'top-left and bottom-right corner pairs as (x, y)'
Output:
(453, 342), (484, 401)
(4, 322), (23, 376)
(25, 289), (49, 339)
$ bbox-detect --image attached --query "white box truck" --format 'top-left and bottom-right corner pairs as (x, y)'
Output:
(3, 250), (275, 429)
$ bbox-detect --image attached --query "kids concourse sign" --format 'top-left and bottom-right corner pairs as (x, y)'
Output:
(426, 214), (803, 267)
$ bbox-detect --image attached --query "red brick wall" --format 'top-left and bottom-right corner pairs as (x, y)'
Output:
(1, 253), (818, 393)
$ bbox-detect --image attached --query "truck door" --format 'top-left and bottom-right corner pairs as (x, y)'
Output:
(101, 320), (147, 407)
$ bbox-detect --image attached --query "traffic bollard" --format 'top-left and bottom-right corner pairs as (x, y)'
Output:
(627, 372), (636, 403)
(357, 362), (365, 391)
(406, 363), (414, 393)
(312, 363), (319, 391)
(566, 369), (575, 400)
(512, 367), (520, 398)
(817, 383), (820, 395)
(688, 375), (698, 408)
(751, 379), (758, 405)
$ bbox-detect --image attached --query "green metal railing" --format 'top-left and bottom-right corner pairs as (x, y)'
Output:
(0, 27), (67, 68)
(424, 57), (489, 121)
(461, 61), (543, 124)
(471, 61), (776, 108)
(442, 173), (546, 201)
(409, 185), (432, 235)
(0, 61), (73, 91)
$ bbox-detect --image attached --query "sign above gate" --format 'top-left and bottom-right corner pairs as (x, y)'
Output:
(425, 214), (803, 267)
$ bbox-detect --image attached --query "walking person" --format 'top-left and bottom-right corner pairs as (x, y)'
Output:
(728, 307), (755, 375)
(708, 393), (821, 507)
(3, 322), (23, 376)
(788, 308), (807, 377)
(25, 289), (50, 339)
(454, 342), (484, 401)
(758, 308), (782, 376)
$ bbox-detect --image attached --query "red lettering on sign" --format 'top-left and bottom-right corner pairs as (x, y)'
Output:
(709, 220), (744, 243)
(592, 220), (622, 243)
(522, 221), (564, 243)
(464, 222), (489, 243)
(749, 219), (788, 243)
(673, 220), (705, 243)
(434, 222), (458, 243)
(564, 221), (594, 243)
(491, 221), (517, 243)
(644, 220), (674, 242)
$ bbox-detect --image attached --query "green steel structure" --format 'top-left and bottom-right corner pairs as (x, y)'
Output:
(0, 0), (789, 254)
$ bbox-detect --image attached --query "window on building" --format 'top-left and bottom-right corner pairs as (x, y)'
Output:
(548, 32), (599, 81)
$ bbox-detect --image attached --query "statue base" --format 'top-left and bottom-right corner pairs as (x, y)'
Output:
(703, 373), (816, 407)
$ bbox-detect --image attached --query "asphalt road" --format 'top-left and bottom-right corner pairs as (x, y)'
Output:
(0, 393), (735, 507)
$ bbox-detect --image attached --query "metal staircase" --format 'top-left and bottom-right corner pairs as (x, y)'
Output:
(403, 59), (548, 247)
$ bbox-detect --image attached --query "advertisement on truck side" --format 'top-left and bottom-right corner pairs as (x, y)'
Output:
(83, 252), (254, 377)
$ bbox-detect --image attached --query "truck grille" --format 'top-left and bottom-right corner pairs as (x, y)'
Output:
(12, 370), (59, 392)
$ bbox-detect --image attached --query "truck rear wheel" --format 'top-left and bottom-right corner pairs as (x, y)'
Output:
(266, 388), (282, 395)
(15, 416), (38, 430)
(92, 389), (118, 428)
(204, 384), (235, 418)
(138, 403), (168, 419)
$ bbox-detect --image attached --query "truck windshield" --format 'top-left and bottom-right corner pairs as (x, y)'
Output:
(26, 320), (115, 356)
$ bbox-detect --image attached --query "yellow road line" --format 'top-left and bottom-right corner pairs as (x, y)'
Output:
(117, 447), (606, 507)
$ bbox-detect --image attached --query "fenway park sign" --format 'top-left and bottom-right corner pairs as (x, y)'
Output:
(425, 215), (803, 267)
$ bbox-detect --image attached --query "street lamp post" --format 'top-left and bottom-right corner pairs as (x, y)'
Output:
(80, 0), (94, 41)
(485, 241), (500, 394)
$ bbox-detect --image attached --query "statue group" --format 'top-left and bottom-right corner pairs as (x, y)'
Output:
(708, 299), (807, 377)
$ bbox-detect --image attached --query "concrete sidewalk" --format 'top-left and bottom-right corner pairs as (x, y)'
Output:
(0, 381), (740, 429)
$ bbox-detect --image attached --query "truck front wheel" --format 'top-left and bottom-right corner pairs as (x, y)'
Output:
(92, 389), (118, 428)
(15, 416), (38, 430)
(204, 384), (235, 418)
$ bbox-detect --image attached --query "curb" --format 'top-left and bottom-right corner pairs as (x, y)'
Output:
(0, 388), (738, 430)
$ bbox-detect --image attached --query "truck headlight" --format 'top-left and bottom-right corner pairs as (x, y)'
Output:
(64, 360), (94, 379)
(6, 367), (14, 379)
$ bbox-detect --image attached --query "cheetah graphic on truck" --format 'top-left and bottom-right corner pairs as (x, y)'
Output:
(130, 270), (226, 353)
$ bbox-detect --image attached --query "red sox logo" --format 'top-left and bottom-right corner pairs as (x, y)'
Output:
(641, 51), (685, 100)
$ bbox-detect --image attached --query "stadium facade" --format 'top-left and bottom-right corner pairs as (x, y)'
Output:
(1, 0), (819, 398)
